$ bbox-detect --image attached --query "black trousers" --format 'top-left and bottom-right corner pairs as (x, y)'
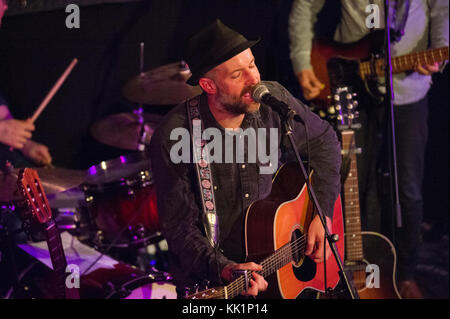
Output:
(355, 95), (428, 281)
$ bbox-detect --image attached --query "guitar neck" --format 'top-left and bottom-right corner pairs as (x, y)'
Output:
(360, 46), (449, 78)
(218, 239), (301, 299)
(44, 220), (68, 296)
(45, 220), (68, 273)
(341, 131), (364, 262)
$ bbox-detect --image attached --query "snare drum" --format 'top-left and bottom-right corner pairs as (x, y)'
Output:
(80, 263), (177, 299)
(83, 152), (161, 248)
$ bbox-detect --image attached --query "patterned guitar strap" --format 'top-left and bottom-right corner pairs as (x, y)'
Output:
(186, 96), (220, 249)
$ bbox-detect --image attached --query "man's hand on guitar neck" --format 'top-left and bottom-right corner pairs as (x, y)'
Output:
(415, 62), (441, 76)
(305, 214), (332, 263)
(297, 69), (324, 100)
(221, 262), (268, 297)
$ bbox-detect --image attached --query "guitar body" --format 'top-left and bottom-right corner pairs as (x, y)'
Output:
(245, 162), (344, 299)
(311, 31), (383, 109)
(348, 231), (401, 299)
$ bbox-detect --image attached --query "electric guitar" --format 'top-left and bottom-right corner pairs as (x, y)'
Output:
(310, 30), (449, 109)
(185, 162), (344, 299)
(18, 168), (79, 299)
(328, 87), (401, 299)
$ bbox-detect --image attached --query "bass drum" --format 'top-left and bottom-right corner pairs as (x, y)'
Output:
(80, 263), (177, 299)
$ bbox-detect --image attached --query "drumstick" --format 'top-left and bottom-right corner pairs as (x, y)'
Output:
(30, 58), (78, 123)
(8, 58), (78, 152)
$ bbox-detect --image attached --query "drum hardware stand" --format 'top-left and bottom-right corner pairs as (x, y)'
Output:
(81, 196), (154, 276)
(135, 42), (148, 152)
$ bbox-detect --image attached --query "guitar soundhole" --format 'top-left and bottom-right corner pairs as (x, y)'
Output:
(291, 229), (304, 265)
(291, 228), (316, 282)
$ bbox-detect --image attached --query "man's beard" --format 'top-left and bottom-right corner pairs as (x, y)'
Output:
(217, 85), (260, 115)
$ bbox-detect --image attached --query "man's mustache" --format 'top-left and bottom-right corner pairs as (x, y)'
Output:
(240, 83), (260, 97)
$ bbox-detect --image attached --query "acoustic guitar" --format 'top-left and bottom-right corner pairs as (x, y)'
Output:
(18, 168), (79, 299)
(185, 162), (344, 299)
(327, 87), (401, 299)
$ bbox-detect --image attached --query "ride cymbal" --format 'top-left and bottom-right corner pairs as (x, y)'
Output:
(122, 61), (202, 105)
(90, 112), (162, 150)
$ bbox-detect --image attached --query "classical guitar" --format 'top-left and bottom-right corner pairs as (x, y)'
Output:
(328, 87), (401, 299)
(310, 30), (449, 109)
(18, 168), (79, 299)
(185, 162), (344, 299)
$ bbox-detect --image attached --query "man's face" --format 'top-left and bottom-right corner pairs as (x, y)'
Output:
(0, 0), (8, 27)
(209, 48), (261, 115)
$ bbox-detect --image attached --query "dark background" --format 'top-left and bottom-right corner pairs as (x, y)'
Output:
(0, 1), (447, 230)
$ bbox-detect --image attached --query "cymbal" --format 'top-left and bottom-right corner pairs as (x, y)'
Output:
(122, 61), (202, 105)
(0, 167), (85, 202)
(90, 112), (162, 150)
(85, 151), (151, 186)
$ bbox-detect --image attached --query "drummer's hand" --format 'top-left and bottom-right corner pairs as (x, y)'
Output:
(22, 140), (52, 166)
(0, 118), (35, 149)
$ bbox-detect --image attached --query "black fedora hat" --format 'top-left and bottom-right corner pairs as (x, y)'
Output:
(185, 19), (260, 85)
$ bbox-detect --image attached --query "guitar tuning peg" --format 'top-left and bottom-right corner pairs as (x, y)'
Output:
(333, 94), (340, 101)
(354, 111), (360, 118)
(337, 115), (343, 121)
(353, 100), (359, 107)
(328, 106), (336, 114)
(348, 114), (354, 119)
(347, 103), (353, 110)
(335, 104), (341, 111)
(346, 93), (352, 100)
(352, 93), (357, 97)
(318, 110), (326, 118)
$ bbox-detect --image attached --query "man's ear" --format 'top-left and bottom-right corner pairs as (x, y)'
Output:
(199, 77), (217, 94)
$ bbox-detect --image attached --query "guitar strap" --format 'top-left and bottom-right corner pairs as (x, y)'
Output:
(369, 0), (409, 42)
(186, 96), (220, 249)
(389, 0), (410, 43)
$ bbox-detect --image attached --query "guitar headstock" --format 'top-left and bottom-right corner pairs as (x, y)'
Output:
(18, 168), (53, 224)
(318, 86), (360, 132)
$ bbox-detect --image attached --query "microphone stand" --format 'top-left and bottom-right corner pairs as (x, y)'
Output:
(384, 0), (402, 229)
(277, 107), (358, 299)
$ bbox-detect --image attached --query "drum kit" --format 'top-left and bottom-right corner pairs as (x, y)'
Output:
(0, 60), (202, 299)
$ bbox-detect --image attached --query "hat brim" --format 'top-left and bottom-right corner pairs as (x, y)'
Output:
(186, 38), (260, 86)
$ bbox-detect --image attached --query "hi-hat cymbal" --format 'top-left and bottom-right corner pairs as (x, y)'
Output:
(122, 61), (202, 105)
(90, 112), (162, 150)
(0, 167), (86, 202)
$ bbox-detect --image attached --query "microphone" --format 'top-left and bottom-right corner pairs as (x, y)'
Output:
(251, 83), (303, 123)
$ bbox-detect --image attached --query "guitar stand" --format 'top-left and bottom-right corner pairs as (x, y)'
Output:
(276, 105), (359, 299)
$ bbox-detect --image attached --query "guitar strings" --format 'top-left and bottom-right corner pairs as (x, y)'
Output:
(225, 233), (310, 297)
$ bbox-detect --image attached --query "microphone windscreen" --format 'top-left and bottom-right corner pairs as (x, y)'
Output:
(251, 83), (269, 102)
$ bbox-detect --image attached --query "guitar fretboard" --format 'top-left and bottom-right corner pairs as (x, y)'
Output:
(214, 235), (306, 299)
(341, 131), (363, 262)
(359, 46), (449, 78)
